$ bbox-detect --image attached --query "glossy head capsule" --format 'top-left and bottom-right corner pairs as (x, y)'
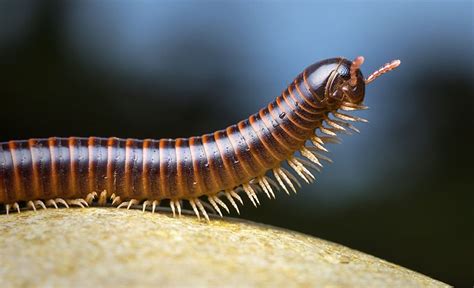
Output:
(305, 57), (366, 107)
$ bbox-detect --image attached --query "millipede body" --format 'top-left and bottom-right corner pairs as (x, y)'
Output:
(0, 57), (400, 220)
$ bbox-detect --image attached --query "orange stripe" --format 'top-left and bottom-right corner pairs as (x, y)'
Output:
(302, 69), (323, 101)
(8, 141), (23, 201)
(236, 121), (267, 171)
(158, 139), (168, 198)
(28, 139), (42, 199)
(287, 85), (318, 115)
(276, 95), (314, 127)
(270, 100), (310, 141)
(148, 140), (161, 198)
(124, 139), (134, 199)
(68, 137), (77, 198)
(224, 126), (254, 180)
(189, 137), (206, 196)
(201, 134), (222, 193)
(281, 90), (318, 124)
(258, 107), (300, 151)
(1, 145), (15, 203)
(257, 108), (294, 158)
(48, 138), (59, 199)
(294, 79), (327, 113)
(88, 137), (96, 194)
(142, 139), (151, 198)
(248, 114), (280, 163)
(213, 131), (238, 188)
(106, 137), (117, 197)
(292, 78), (319, 109)
(175, 138), (185, 198)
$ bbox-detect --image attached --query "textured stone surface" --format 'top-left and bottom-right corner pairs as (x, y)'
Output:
(0, 208), (447, 287)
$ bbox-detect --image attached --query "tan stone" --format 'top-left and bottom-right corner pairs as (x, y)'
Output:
(0, 208), (448, 287)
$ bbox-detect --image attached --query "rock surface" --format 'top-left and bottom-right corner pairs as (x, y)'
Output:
(0, 208), (447, 287)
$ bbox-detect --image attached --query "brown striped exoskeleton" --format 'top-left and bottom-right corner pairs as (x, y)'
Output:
(0, 56), (400, 220)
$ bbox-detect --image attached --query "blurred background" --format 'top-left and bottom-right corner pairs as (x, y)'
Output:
(0, 0), (472, 285)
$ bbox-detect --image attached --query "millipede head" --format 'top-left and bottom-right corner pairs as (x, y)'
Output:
(338, 56), (401, 104)
(340, 56), (367, 104)
(304, 57), (366, 106)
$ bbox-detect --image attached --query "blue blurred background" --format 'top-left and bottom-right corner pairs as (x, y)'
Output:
(0, 0), (472, 285)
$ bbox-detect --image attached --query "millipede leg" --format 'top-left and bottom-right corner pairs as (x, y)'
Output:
(273, 168), (289, 195)
(67, 199), (89, 208)
(151, 200), (159, 213)
(288, 157), (315, 183)
(111, 196), (121, 206)
(333, 111), (368, 123)
(275, 167), (298, 193)
(194, 199), (209, 222)
(117, 202), (127, 209)
(310, 136), (329, 152)
(142, 200), (151, 212)
(34, 200), (47, 210)
(261, 176), (275, 199)
(198, 201), (216, 216)
(311, 151), (333, 163)
(127, 199), (139, 209)
(300, 147), (323, 167)
(280, 167), (301, 191)
(208, 196), (223, 217)
(287, 159), (310, 183)
(225, 190), (240, 214)
(319, 127), (337, 136)
(98, 190), (108, 206)
(55, 198), (69, 208)
(12, 202), (20, 213)
(257, 177), (271, 199)
(265, 177), (280, 192)
(85, 191), (98, 205)
(325, 118), (346, 131)
(212, 195), (229, 214)
(340, 102), (369, 111)
(170, 200), (176, 217)
(116, 199), (139, 210)
(46, 199), (59, 209)
(297, 157), (316, 180)
(5, 203), (20, 214)
(27, 201), (37, 212)
(189, 199), (200, 220)
(242, 184), (259, 207)
(229, 190), (243, 205)
(175, 200), (182, 217)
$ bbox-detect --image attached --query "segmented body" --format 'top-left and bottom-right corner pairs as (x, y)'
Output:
(0, 57), (399, 219)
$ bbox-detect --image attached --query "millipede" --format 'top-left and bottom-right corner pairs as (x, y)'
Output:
(0, 56), (400, 220)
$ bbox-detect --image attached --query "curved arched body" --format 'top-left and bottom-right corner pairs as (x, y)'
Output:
(0, 57), (400, 219)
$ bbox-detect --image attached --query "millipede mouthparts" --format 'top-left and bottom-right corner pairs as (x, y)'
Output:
(0, 56), (400, 220)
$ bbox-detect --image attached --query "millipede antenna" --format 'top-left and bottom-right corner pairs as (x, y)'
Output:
(349, 56), (365, 86)
(365, 59), (401, 84)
